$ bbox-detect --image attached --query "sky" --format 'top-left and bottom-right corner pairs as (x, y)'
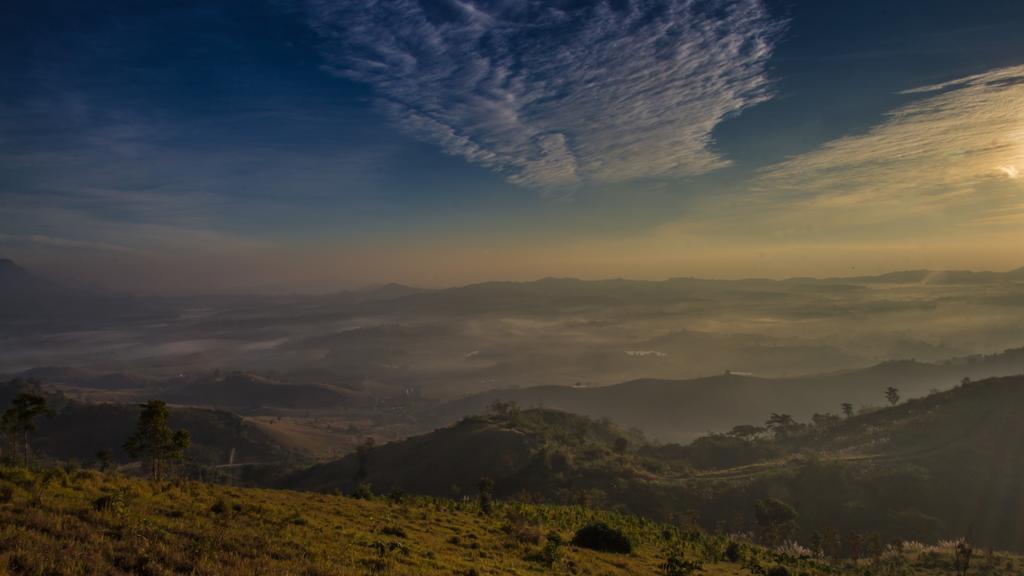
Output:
(2, 0), (1023, 293)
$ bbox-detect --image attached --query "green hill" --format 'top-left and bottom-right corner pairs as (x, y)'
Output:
(0, 465), (1010, 576)
(290, 375), (1024, 553)
(287, 408), (649, 500)
(0, 379), (301, 479)
(430, 349), (1024, 442)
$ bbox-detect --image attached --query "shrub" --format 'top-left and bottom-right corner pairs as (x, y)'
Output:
(662, 551), (702, 576)
(350, 482), (374, 500)
(210, 497), (229, 515)
(380, 525), (407, 538)
(571, 522), (632, 554)
(767, 565), (791, 576)
(0, 482), (15, 504)
(725, 541), (744, 563)
(540, 531), (563, 567)
(93, 491), (127, 514)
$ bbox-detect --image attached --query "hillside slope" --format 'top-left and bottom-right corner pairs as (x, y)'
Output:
(287, 409), (646, 499)
(431, 350), (1024, 441)
(293, 376), (1024, 552)
(0, 465), (1008, 576)
(0, 379), (298, 472)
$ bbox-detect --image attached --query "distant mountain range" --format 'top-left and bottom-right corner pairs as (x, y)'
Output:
(5, 257), (1024, 304)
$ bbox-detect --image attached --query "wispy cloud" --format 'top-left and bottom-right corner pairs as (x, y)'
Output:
(304, 0), (781, 190)
(757, 65), (1024, 209)
(0, 233), (132, 253)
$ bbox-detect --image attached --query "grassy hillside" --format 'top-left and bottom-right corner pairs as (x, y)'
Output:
(289, 376), (1024, 553)
(287, 408), (652, 499)
(0, 379), (300, 477)
(0, 465), (1009, 576)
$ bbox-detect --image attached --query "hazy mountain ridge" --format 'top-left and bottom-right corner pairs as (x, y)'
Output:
(4, 258), (1024, 398)
(431, 348), (1024, 442)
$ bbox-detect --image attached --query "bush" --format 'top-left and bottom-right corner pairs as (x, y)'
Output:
(571, 522), (632, 554)
(210, 497), (229, 515)
(662, 551), (702, 576)
(540, 531), (563, 567)
(767, 565), (790, 576)
(93, 491), (127, 514)
(350, 482), (374, 500)
(725, 541), (744, 563)
(0, 482), (16, 503)
(380, 525), (407, 538)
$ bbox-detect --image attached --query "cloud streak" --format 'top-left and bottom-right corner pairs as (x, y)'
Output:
(305, 0), (781, 189)
(757, 65), (1024, 209)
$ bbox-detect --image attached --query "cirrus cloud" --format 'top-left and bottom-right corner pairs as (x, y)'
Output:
(303, 0), (782, 190)
(756, 65), (1024, 209)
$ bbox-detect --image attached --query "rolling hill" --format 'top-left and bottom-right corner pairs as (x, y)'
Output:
(163, 371), (362, 411)
(290, 375), (1024, 552)
(430, 349), (1024, 442)
(0, 379), (300, 476)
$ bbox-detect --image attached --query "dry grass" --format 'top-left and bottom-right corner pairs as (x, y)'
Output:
(0, 466), (1012, 575)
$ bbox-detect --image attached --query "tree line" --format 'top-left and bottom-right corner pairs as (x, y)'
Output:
(1, 386), (189, 480)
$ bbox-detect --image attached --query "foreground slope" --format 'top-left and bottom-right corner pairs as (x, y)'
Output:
(0, 466), (1008, 576)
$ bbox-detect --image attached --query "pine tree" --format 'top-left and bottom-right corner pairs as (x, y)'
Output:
(1, 392), (53, 466)
(123, 401), (190, 480)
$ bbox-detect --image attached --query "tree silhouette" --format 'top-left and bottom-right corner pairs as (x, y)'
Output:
(885, 386), (900, 406)
(754, 498), (798, 546)
(954, 538), (972, 576)
(613, 437), (629, 454)
(353, 437), (375, 484)
(96, 449), (114, 472)
(728, 424), (766, 440)
(1, 392), (53, 466)
(123, 401), (190, 480)
(841, 403), (854, 418)
(765, 413), (799, 439)
(478, 476), (495, 515)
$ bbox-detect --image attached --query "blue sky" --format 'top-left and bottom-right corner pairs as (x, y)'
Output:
(2, 0), (1023, 292)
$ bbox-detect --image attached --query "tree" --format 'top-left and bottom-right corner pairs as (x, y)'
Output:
(123, 401), (190, 480)
(754, 498), (798, 546)
(727, 424), (766, 440)
(954, 538), (972, 576)
(1, 392), (53, 466)
(811, 413), (841, 429)
(353, 437), (375, 484)
(885, 386), (900, 406)
(613, 437), (629, 454)
(478, 476), (495, 515)
(96, 449), (114, 472)
(841, 403), (854, 419)
(765, 413), (800, 439)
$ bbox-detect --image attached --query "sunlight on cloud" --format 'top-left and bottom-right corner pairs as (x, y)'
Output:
(758, 65), (1024, 211)
(305, 0), (781, 190)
